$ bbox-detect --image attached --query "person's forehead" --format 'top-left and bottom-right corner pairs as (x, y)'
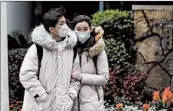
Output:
(76, 21), (89, 27)
(58, 16), (66, 22)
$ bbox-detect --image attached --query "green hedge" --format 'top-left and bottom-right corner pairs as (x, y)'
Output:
(92, 9), (147, 107)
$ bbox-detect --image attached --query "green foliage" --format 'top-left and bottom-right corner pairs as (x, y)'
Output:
(92, 9), (129, 26)
(92, 9), (147, 105)
(92, 9), (136, 72)
(104, 38), (135, 74)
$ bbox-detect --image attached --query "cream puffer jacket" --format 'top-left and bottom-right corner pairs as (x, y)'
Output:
(19, 24), (80, 111)
(72, 38), (109, 111)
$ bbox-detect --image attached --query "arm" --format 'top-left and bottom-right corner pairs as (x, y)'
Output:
(69, 54), (81, 100)
(81, 50), (109, 85)
(19, 44), (48, 102)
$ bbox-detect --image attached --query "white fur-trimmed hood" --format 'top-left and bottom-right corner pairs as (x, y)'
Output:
(31, 24), (77, 50)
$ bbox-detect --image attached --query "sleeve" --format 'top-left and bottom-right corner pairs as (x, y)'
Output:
(19, 44), (48, 102)
(81, 50), (109, 85)
(68, 54), (81, 100)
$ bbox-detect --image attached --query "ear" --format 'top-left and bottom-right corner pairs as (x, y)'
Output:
(49, 27), (54, 33)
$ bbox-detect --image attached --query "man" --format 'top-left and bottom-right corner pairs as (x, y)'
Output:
(19, 7), (80, 111)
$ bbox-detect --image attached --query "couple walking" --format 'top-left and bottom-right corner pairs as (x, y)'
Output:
(19, 6), (109, 111)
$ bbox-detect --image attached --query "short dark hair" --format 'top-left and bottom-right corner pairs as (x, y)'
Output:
(42, 6), (66, 32)
(72, 15), (91, 30)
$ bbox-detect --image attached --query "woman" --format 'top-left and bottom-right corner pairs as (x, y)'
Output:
(71, 15), (109, 111)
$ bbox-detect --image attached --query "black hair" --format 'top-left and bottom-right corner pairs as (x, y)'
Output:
(42, 6), (66, 33)
(72, 15), (92, 30)
(72, 15), (97, 52)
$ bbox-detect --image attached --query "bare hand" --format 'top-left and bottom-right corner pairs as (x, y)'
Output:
(71, 71), (81, 80)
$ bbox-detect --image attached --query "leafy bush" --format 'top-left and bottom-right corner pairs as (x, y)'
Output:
(8, 48), (28, 108)
(92, 9), (135, 61)
(9, 100), (22, 111)
(8, 30), (31, 110)
(92, 9), (147, 104)
(105, 87), (173, 111)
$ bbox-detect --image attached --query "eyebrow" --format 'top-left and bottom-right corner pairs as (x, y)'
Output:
(59, 21), (65, 23)
(76, 26), (88, 28)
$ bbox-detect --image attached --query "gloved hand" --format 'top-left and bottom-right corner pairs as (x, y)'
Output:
(71, 70), (81, 81)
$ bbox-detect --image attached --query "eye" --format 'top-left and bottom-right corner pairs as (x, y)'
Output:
(84, 29), (88, 31)
(59, 23), (64, 25)
(77, 29), (81, 31)
(84, 27), (89, 31)
(76, 27), (81, 32)
(59, 21), (65, 25)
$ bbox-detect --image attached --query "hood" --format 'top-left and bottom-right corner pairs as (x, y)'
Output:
(31, 24), (77, 50)
(88, 38), (105, 58)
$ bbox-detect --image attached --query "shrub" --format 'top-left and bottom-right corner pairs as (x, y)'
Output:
(92, 9), (135, 62)
(105, 87), (173, 111)
(8, 48), (28, 107)
(92, 9), (147, 104)
(9, 100), (22, 111)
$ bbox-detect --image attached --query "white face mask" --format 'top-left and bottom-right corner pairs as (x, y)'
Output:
(59, 24), (70, 37)
(76, 32), (90, 44)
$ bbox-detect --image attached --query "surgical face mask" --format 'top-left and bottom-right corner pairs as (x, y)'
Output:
(76, 32), (90, 44)
(59, 24), (70, 37)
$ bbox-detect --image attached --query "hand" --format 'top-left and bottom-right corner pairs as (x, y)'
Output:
(94, 26), (104, 35)
(71, 71), (81, 80)
(70, 78), (77, 82)
(35, 93), (48, 103)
